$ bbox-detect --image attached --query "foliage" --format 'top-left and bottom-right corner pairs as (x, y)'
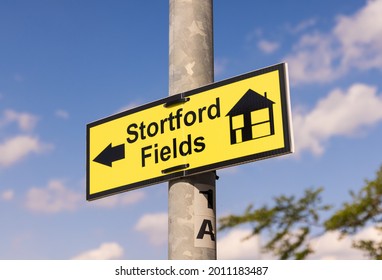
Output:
(324, 166), (382, 259)
(218, 187), (331, 259)
(219, 165), (382, 260)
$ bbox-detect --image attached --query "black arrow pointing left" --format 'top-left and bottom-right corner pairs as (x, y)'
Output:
(93, 143), (125, 167)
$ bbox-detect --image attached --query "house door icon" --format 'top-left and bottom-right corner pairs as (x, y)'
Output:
(226, 89), (275, 145)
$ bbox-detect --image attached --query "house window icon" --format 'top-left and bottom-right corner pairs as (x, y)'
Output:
(226, 89), (275, 145)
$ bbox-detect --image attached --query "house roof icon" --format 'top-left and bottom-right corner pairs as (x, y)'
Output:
(226, 89), (276, 145)
(226, 89), (275, 117)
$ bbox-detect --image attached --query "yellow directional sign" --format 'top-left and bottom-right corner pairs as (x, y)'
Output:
(87, 63), (293, 200)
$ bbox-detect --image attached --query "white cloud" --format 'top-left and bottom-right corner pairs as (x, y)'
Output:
(72, 242), (124, 260)
(91, 191), (145, 208)
(217, 226), (380, 260)
(214, 58), (229, 77)
(245, 28), (262, 44)
(286, 0), (382, 85)
(310, 226), (381, 260)
(293, 83), (382, 155)
(0, 109), (52, 168)
(116, 102), (141, 114)
(245, 28), (279, 55)
(135, 212), (168, 246)
(25, 180), (81, 214)
(0, 135), (51, 168)
(258, 39), (279, 54)
(334, 0), (382, 70)
(1, 110), (38, 132)
(309, 231), (363, 260)
(55, 109), (69, 119)
(286, 33), (342, 84)
(1, 189), (14, 201)
(218, 228), (260, 259)
(24, 179), (145, 213)
(287, 18), (317, 34)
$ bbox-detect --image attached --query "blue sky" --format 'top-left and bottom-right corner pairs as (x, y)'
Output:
(1, 0), (382, 260)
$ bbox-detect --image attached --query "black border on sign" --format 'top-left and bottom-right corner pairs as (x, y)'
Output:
(86, 63), (293, 201)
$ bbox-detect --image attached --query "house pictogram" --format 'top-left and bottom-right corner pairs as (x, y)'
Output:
(226, 89), (275, 145)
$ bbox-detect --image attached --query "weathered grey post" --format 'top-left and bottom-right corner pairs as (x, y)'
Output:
(168, 0), (216, 260)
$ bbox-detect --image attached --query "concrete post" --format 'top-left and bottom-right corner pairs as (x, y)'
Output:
(168, 0), (216, 260)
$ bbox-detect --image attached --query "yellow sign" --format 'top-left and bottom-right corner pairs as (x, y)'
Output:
(87, 63), (293, 200)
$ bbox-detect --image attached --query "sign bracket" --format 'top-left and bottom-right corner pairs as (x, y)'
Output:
(163, 93), (190, 108)
(162, 163), (190, 174)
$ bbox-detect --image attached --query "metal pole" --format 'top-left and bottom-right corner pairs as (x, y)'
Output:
(168, 0), (216, 260)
